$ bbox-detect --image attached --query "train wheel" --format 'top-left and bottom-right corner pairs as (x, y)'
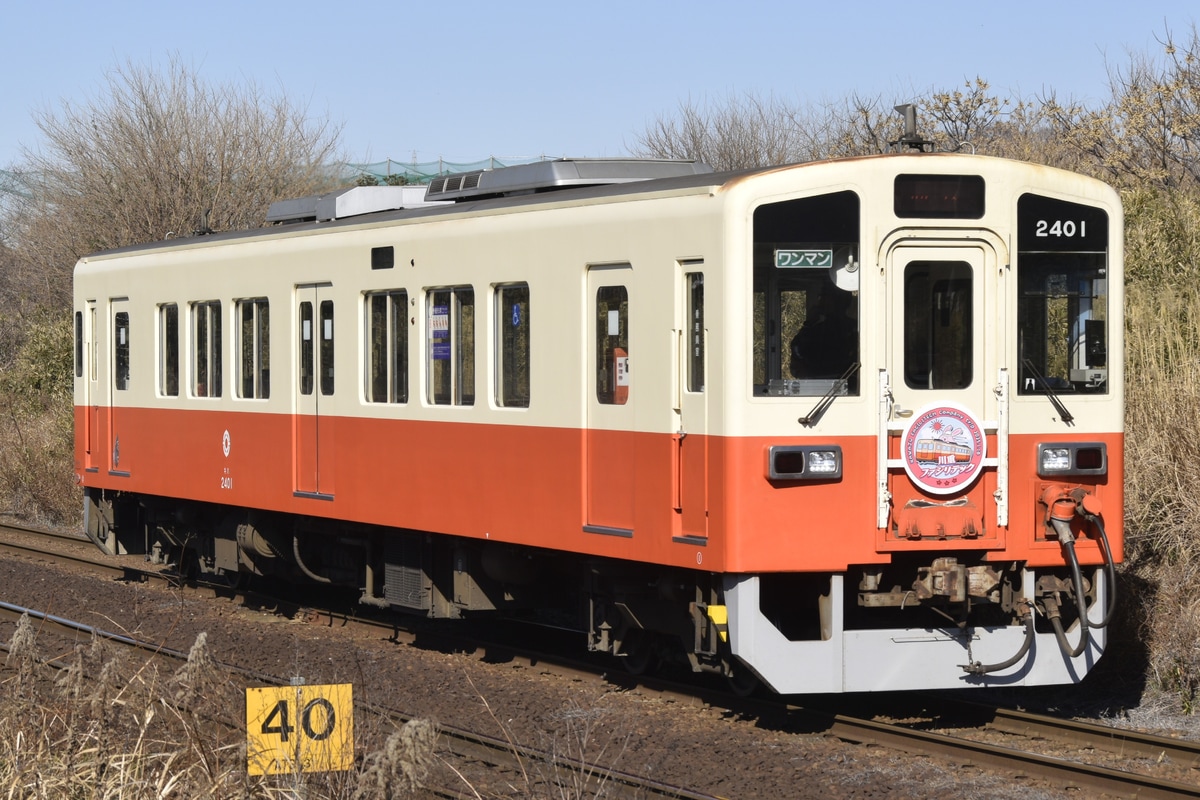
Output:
(726, 665), (760, 697)
(620, 630), (659, 676)
(212, 569), (248, 590)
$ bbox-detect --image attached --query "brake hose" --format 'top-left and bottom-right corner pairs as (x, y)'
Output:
(961, 600), (1035, 675)
(1048, 533), (1091, 658)
(1081, 512), (1117, 629)
(962, 497), (1115, 674)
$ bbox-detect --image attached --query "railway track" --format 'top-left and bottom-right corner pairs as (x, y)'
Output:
(813, 704), (1200, 799)
(0, 524), (721, 800)
(3, 522), (1198, 798)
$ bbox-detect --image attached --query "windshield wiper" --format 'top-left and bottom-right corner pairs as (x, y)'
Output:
(1021, 358), (1075, 425)
(798, 362), (860, 426)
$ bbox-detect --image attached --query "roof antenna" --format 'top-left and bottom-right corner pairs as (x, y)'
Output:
(889, 104), (935, 153)
(193, 207), (213, 237)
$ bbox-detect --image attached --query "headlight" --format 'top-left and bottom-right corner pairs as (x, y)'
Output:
(1037, 443), (1107, 477)
(1041, 448), (1071, 472)
(807, 450), (840, 474)
(768, 445), (843, 481)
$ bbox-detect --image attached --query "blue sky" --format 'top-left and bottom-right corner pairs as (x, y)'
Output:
(1, 1), (1196, 169)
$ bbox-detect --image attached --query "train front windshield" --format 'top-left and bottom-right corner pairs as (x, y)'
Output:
(1016, 194), (1110, 395)
(752, 190), (861, 397)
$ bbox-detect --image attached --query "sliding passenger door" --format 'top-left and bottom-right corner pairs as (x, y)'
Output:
(80, 301), (100, 473)
(676, 266), (708, 539)
(294, 283), (335, 498)
(108, 298), (132, 477)
(585, 265), (636, 535)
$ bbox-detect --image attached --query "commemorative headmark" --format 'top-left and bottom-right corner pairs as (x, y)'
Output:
(901, 403), (987, 495)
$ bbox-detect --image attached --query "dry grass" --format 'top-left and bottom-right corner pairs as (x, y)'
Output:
(0, 406), (80, 527)
(0, 624), (443, 799)
(1120, 189), (1200, 713)
(1123, 285), (1200, 565)
(1, 618), (641, 799)
(0, 310), (80, 528)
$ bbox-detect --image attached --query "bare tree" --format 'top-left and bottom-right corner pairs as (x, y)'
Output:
(631, 92), (834, 170)
(1044, 24), (1200, 190)
(922, 78), (1008, 152)
(6, 56), (344, 310)
(630, 85), (1027, 169)
(821, 92), (907, 157)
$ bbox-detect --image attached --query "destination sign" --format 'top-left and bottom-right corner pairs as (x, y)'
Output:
(775, 249), (833, 268)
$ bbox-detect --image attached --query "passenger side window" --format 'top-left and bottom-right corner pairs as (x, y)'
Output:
(427, 287), (474, 406)
(192, 300), (222, 398)
(159, 303), (179, 397)
(366, 290), (408, 404)
(495, 283), (530, 408)
(237, 298), (270, 399)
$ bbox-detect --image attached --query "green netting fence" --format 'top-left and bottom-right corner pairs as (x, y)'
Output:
(339, 155), (555, 185)
(1, 157), (560, 199)
(0, 168), (31, 200)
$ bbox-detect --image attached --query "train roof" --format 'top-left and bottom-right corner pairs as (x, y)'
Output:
(82, 158), (741, 260)
(75, 152), (1110, 262)
(422, 157), (714, 201)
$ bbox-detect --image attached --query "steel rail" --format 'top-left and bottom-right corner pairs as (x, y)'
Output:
(950, 698), (1200, 768)
(821, 711), (1200, 799)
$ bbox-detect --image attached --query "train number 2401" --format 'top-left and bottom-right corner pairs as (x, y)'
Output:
(1035, 218), (1087, 238)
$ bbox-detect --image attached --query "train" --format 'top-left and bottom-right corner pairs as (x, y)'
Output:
(73, 145), (1123, 694)
(913, 438), (973, 464)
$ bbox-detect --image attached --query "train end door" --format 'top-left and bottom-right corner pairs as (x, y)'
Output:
(880, 239), (1007, 549)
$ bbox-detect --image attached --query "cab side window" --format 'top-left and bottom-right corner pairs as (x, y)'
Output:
(752, 190), (860, 397)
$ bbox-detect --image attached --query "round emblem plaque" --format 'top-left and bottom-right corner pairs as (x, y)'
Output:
(901, 403), (987, 495)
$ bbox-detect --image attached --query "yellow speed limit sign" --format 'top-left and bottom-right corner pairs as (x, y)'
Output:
(246, 683), (353, 775)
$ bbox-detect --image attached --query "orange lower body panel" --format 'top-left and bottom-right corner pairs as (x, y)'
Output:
(74, 405), (1122, 575)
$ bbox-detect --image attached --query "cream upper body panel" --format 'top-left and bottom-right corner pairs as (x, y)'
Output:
(75, 154), (1122, 439)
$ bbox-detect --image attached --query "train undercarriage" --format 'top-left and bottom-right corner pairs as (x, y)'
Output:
(84, 486), (1112, 694)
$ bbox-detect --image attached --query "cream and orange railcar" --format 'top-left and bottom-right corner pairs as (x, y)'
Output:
(73, 152), (1122, 693)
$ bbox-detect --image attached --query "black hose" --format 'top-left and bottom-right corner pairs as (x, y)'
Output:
(1050, 539), (1090, 658)
(1082, 513), (1118, 629)
(964, 508), (1113, 672)
(961, 601), (1035, 675)
(293, 535), (332, 584)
